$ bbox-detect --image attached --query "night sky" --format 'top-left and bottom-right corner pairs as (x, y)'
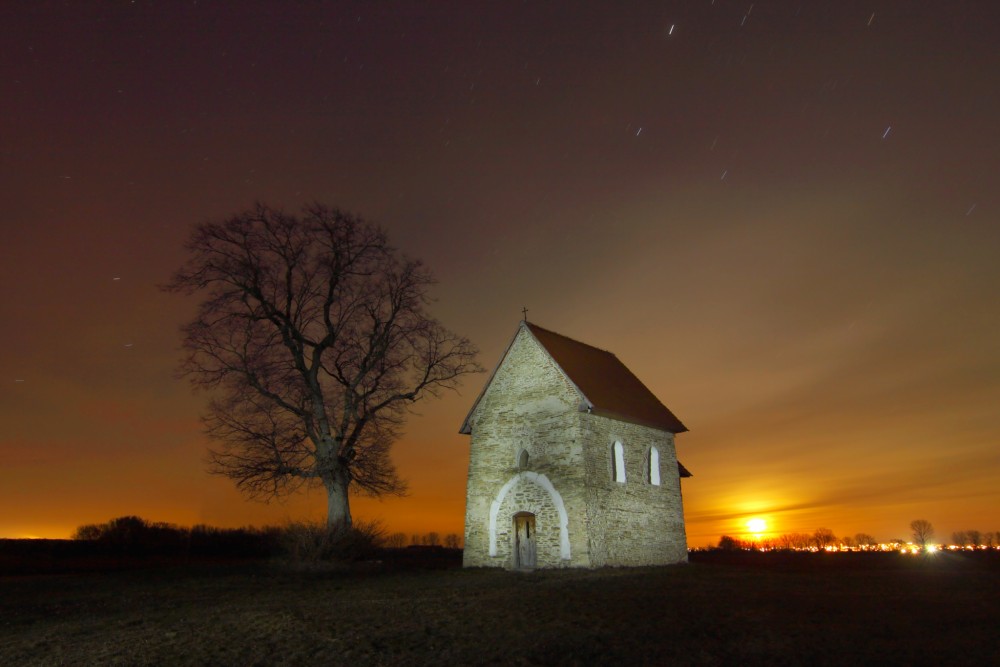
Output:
(3, 1), (998, 547)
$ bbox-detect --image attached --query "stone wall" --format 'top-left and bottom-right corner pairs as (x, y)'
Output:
(493, 473), (564, 568)
(582, 414), (688, 566)
(462, 324), (688, 569)
(463, 326), (590, 568)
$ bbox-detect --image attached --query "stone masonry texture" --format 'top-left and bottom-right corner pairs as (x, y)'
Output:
(462, 324), (688, 569)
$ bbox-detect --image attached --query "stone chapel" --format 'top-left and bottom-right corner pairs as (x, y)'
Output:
(461, 321), (691, 569)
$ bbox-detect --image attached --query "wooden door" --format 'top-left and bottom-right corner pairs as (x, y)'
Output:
(514, 513), (536, 569)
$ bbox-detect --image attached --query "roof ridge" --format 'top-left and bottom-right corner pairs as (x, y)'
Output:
(524, 322), (617, 357)
(524, 321), (688, 434)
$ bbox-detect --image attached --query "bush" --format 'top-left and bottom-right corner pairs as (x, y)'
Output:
(718, 535), (745, 551)
(73, 516), (176, 555)
(188, 524), (282, 558)
(279, 519), (385, 564)
(73, 524), (103, 541)
(71, 516), (281, 558)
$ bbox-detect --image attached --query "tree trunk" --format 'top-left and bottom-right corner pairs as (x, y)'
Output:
(324, 470), (352, 528)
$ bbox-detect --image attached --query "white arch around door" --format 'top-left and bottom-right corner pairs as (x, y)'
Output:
(489, 471), (570, 560)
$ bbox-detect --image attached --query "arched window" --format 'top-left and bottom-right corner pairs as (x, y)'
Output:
(649, 446), (661, 486)
(517, 449), (529, 470)
(612, 441), (626, 483)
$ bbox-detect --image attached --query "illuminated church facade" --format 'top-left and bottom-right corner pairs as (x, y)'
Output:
(460, 321), (691, 569)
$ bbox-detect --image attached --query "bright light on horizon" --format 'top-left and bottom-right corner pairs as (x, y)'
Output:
(746, 517), (767, 534)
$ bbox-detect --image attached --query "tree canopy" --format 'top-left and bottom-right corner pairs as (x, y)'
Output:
(910, 519), (934, 548)
(164, 203), (481, 526)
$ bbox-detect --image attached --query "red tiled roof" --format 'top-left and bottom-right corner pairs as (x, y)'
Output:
(525, 323), (688, 434)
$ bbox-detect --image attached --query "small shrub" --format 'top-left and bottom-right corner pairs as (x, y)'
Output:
(385, 532), (408, 548)
(280, 519), (385, 564)
(718, 535), (744, 551)
(73, 524), (103, 541)
(70, 516), (282, 559)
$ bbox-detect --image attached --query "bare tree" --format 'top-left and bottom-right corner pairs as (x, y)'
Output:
(73, 524), (103, 541)
(812, 527), (836, 550)
(163, 204), (482, 527)
(854, 533), (876, 549)
(385, 532), (407, 549)
(952, 530), (968, 547)
(717, 535), (745, 551)
(790, 533), (813, 550)
(984, 532), (995, 548)
(775, 533), (812, 550)
(774, 534), (794, 551)
(965, 529), (982, 548)
(444, 533), (461, 549)
(910, 519), (934, 549)
(426, 532), (441, 547)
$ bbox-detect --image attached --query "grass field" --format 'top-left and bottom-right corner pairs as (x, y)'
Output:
(1, 550), (996, 666)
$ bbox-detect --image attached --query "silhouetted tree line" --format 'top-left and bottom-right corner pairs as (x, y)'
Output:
(68, 517), (463, 561)
(714, 521), (1000, 553)
(952, 530), (997, 548)
(716, 528), (873, 552)
(72, 516), (282, 557)
(382, 532), (462, 549)
(0, 517), (463, 574)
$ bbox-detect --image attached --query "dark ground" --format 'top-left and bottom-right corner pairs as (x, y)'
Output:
(1, 549), (996, 666)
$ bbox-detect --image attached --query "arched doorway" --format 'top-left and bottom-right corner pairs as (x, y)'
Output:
(489, 471), (571, 564)
(513, 512), (536, 570)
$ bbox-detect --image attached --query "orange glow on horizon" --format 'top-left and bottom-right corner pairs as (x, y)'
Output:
(1, 5), (998, 550)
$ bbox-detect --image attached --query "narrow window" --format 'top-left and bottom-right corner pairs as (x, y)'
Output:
(649, 446), (661, 486)
(612, 441), (626, 483)
(517, 449), (529, 470)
